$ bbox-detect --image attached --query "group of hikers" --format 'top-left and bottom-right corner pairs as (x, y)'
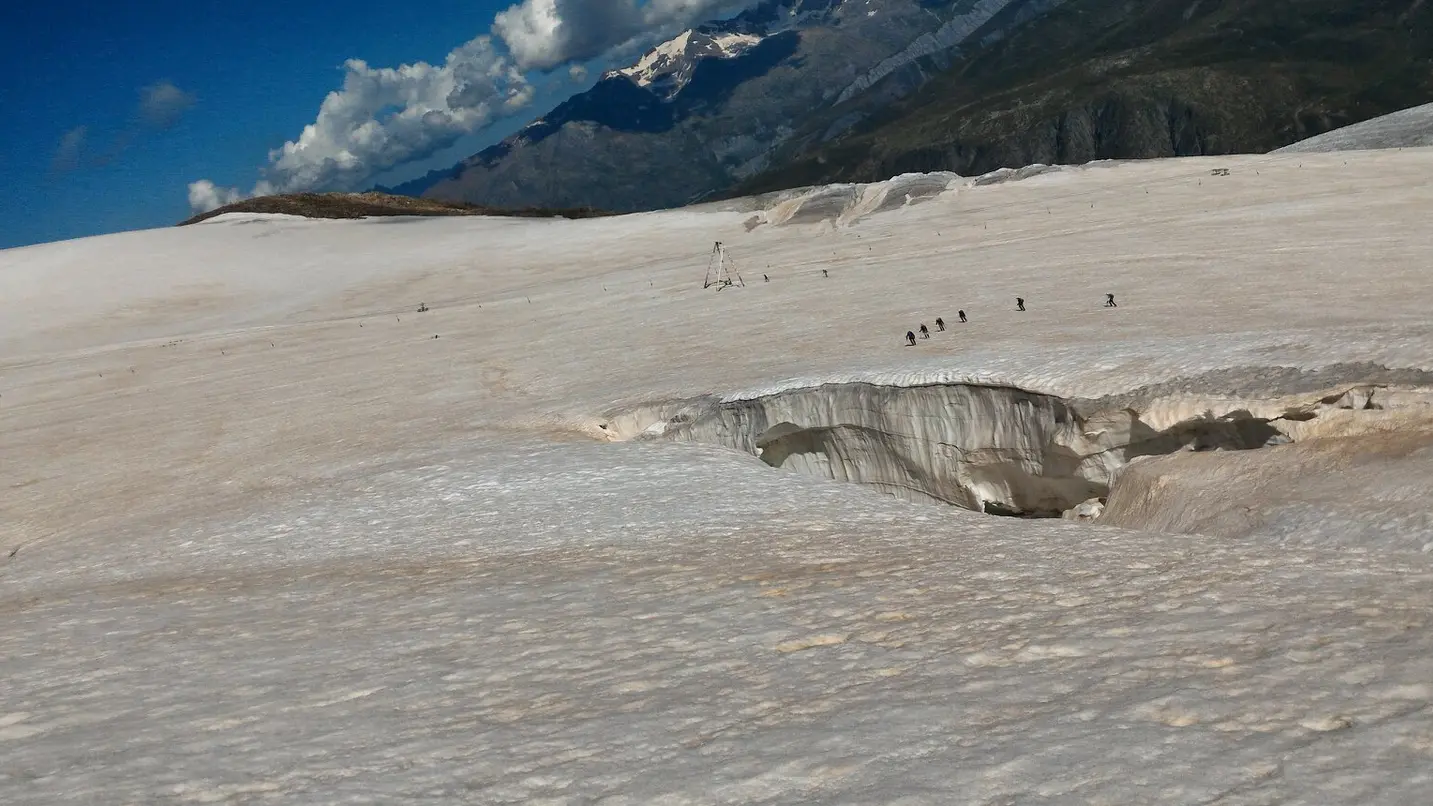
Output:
(904, 294), (1117, 346)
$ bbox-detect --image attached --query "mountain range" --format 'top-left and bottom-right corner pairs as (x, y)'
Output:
(384, 0), (1433, 211)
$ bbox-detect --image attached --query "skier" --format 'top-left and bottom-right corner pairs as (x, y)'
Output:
(906, 331), (917, 346)
(1105, 293), (1117, 308)
(763, 274), (770, 282)
(958, 310), (967, 324)
(935, 317), (945, 332)
(822, 269), (829, 278)
(919, 324), (930, 339)
(1016, 297), (1026, 312)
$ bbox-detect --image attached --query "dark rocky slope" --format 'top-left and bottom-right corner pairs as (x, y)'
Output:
(178, 192), (608, 226)
(417, 0), (1044, 212)
(734, 0), (1433, 194)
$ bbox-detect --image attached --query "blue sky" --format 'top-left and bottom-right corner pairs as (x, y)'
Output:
(0, 0), (615, 250)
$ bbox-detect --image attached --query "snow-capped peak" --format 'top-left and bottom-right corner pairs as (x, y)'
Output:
(611, 29), (766, 96)
(599, 0), (853, 98)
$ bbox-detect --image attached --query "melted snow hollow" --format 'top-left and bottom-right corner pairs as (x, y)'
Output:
(5, 150), (1433, 804)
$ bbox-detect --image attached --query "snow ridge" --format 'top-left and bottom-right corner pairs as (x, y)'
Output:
(1275, 102), (1433, 153)
(614, 30), (767, 95)
(628, 374), (1433, 522)
(605, 0), (854, 98)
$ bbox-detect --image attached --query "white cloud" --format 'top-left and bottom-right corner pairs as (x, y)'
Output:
(493, 0), (750, 71)
(189, 0), (759, 209)
(188, 35), (532, 211)
(569, 64), (589, 82)
(186, 179), (247, 213)
(51, 126), (88, 173)
(264, 36), (530, 194)
(139, 81), (197, 129)
(494, 0), (635, 71)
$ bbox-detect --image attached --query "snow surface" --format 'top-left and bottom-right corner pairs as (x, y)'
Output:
(1276, 102), (1433, 154)
(6, 149), (1433, 803)
(613, 29), (765, 92)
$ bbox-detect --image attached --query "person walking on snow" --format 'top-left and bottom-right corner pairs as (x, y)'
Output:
(935, 317), (945, 332)
(958, 310), (967, 323)
(906, 331), (917, 346)
(1016, 297), (1026, 312)
(1105, 293), (1117, 308)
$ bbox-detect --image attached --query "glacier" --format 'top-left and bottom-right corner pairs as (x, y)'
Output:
(616, 373), (1433, 520)
(1275, 101), (1433, 154)
(5, 148), (1433, 803)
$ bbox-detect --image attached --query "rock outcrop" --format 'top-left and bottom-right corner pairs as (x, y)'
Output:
(736, 0), (1433, 196)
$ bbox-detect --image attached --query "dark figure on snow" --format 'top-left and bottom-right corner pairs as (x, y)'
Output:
(763, 274), (770, 282)
(919, 324), (930, 339)
(958, 310), (967, 323)
(1105, 293), (1117, 308)
(906, 331), (917, 346)
(935, 317), (945, 332)
(1016, 297), (1026, 312)
(822, 269), (829, 278)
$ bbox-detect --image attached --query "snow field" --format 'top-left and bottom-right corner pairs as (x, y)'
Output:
(5, 149), (1433, 802)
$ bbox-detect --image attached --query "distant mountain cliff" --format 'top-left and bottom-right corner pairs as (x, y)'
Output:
(407, 0), (1042, 211)
(398, 0), (1433, 211)
(734, 0), (1433, 194)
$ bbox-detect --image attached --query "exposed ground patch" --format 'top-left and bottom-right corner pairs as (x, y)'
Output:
(179, 192), (613, 226)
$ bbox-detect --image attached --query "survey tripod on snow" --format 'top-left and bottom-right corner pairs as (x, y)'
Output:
(703, 241), (746, 290)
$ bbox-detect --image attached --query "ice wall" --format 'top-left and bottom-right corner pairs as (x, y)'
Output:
(614, 379), (1433, 519)
(680, 382), (1113, 515)
(639, 382), (1258, 516)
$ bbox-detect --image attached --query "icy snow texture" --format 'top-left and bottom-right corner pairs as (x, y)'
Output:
(614, 29), (766, 95)
(644, 375), (1433, 518)
(667, 382), (1120, 514)
(6, 149), (1433, 803)
(1276, 102), (1433, 154)
(749, 171), (961, 229)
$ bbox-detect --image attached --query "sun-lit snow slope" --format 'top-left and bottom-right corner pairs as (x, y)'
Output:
(1276, 102), (1433, 153)
(6, 149), (1433, 804)
(7, 152), (1433, 541)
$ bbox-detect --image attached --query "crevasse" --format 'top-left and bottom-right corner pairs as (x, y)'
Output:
(603, 378), (1432, 519)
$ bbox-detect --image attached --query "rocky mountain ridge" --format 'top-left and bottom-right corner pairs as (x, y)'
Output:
(395, 0), (1433, 212)
(735, 0), (1433, 193)
(404, 0), (1037, 210)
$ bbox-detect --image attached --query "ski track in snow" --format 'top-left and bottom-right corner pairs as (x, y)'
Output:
(5, 150), (1433, 803)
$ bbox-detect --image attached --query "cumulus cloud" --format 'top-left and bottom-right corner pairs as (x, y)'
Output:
(186, 179), (247, 212)
(189, 0), (758, 210)
(493, 0), (748, 71)
(51, 126), (88, 173)
(188, 35), (533, 211)
(139, 81), (197, 129)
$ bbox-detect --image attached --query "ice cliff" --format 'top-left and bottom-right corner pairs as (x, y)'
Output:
(606, 373), (1433, 520)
